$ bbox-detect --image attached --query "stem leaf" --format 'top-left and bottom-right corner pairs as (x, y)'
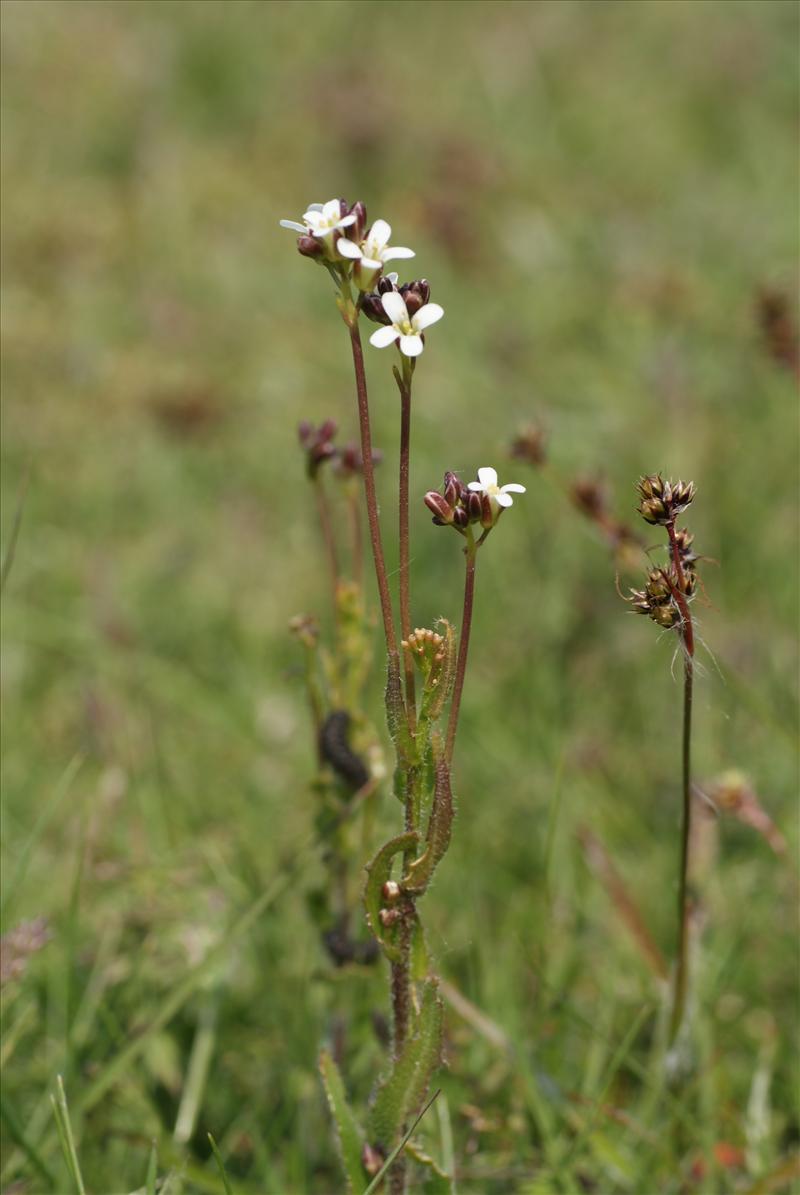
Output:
(367, 979), (444, 1150)
(319, 1050), (365, 1193)
(364, 832), (419, 961)
(403, 745), (454, 895)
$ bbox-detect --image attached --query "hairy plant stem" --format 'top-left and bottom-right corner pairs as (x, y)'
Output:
(397, 365), (417, 735)
(446, 530), (479, 765)
(667, 519), (695, 1046)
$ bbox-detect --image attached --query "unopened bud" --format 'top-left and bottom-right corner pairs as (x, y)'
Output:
(379, 907), (400, 927)
(424, 491), (454, 524)
(297, 235), (323, 259)
(382, 880), (401, 902)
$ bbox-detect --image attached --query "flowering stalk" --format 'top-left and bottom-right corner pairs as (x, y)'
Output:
(666, 518), (695, 1047)
(626, 474), (701, 1051)
(445, 530), (477, 765)
(283, 199), (523, 1194)
(396, 358), (417, 733)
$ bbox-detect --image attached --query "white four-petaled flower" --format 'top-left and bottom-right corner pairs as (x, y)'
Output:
(368, 291), (444, 358)
(468, 467), (526, 512)
(337, 220), (415, 290)
(279, 200), (356, 256)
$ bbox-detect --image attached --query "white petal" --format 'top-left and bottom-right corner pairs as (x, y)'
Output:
(304, 211), (325, 229)
(306, 203), (324, 212)
(370, 326), (400, 349)
(385, 272), (399, 285)
(336, 238), (362, 259)
(495, 492), (514, 507)
(369, 219), (391, 247)
(412, 302), (444, 332)
(279, 219), (307, 232)
(321, 199), (341, 220)
(399, 334), (424, 357)
(359, 256), (382, 270)
(467, 481), (484, 492)
(336, 213), (357, 228)
(500, 483), (526, 494)
(382, 246), (415, 261)
(381, 290), (409, 325)
(477, 466), (498, 488)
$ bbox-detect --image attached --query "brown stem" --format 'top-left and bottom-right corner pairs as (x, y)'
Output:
(347, 321), (403, 702)
(314, 475), (339, 611)
(445, 536), (477, 765)
(398, 376), (417, 734)
(666, 519), (695, 1045)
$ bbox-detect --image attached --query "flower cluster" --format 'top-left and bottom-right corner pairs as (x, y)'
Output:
(630, 566), (687, 628)
(636, 474), (696, 526)
(298, 419), (381, 479)
(628, 476), (700, 631)
(425, 466), (526, 532)
(281, 198), (444, 358)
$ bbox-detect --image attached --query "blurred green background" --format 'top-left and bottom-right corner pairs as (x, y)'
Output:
(1, 1), (798, 1192)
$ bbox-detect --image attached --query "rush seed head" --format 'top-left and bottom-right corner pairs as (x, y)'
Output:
(636, 474), (696, 525)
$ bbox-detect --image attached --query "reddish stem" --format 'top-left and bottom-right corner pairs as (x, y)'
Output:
(398, 377), (417, 734)
(445, 538), (477, 765)
(347, 323), (403, 698)
(314, 476), (339, 613)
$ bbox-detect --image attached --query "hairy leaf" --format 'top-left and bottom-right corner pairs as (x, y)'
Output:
(367, 980), (444, 1150)
(403, 745), (454, 895)
(364, 832), (418, 961)
(319, 1050), (365, 1193)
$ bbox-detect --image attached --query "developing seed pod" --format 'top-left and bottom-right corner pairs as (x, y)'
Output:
(319, 710), (370, 791)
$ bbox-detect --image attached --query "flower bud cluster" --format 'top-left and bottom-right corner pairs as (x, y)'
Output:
(361, 276), (431, 325)
(636, 474), (696, 526)
(424, 466), (526, 532)
(298, 419), (381, 480)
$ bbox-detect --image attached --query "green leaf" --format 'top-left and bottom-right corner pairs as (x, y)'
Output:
(364, 832), (418, 961)
(367, 980), (444, 1150)
(207, 1133), (234, 1195)
(319, 1050), (365, 1194)
(403, 746), (454, 895)
(145, 1141), (158, 1195)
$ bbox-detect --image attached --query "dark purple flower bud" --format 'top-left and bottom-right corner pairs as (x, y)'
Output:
(360, 292), (391, 325)
(453, 505), (469, 530)
(424, 491), (454, 524)
(467, 491), (483, 523)
(377, 275), (398, 295)
(297, 235), (324, 259)
(401, 279), (431, 316)
(443, 471), (461, 508)
(334, 442), (383, 479)
(480, 494), (494, 528)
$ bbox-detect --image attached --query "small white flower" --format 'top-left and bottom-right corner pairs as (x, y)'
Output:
(279, 200), (356, 257)
(468, 466), (526, 512)
(368, 291), (444, 358)
(337, 219), (415, 290)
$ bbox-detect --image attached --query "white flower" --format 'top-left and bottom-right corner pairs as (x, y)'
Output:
(468, 466), (526, 512)
(337, 219), (415, 290)
(368, 291), (444, 358)
(279, 200), (356, 256)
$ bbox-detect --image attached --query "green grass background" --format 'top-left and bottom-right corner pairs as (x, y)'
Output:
(1, 1), (798, 1192)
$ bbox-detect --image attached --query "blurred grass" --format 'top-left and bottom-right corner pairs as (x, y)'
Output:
(1, 1), (798, 1191)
